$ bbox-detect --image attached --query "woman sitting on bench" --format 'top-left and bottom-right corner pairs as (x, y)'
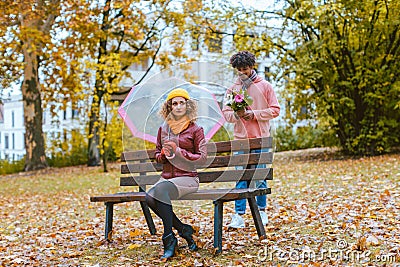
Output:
(145, 88), (207, 260)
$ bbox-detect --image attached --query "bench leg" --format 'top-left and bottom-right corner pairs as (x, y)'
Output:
(247, 197), (266, 239)
(140, 201), (156, 235)
(213, 200), (223, 254)
(138, 185), (156, 235)
(105, 202), (114, 241)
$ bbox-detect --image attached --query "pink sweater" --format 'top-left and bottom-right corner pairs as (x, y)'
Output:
(222, 76), (280, 139)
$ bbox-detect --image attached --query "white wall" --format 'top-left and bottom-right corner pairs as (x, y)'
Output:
(0, 95), (25, 161)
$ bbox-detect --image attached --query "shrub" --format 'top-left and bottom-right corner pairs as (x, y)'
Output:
(274, 125), (339, 152)
(0, 158), (25, 175)
(47, 130), (88, 168)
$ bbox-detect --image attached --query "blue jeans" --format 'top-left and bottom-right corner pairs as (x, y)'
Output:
(235, 148), (269, 215)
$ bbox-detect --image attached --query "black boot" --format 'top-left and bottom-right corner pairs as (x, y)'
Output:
(178, 224), (198, 251)
(161, 233), (178, 260)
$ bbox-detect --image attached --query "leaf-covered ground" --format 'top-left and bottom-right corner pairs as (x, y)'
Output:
(0, 149), (399, 266)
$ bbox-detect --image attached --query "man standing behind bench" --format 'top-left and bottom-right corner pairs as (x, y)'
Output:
(222, 51), (280, 228)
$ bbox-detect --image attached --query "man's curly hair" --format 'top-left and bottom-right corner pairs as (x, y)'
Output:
(230, 51), (256, 69)
(159, 99), (198, 122)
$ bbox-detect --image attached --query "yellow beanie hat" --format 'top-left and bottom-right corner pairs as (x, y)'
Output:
(166, 88), (190, 101)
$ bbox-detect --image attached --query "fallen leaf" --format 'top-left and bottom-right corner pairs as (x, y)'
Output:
(356, 236), (368, 251)
(129, 228), (143, 237)
(127, 243), (142, 249)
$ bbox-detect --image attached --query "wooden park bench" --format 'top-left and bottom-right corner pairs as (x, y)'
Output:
(90, 137), (273, 253)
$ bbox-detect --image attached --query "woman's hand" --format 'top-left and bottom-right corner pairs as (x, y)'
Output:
(164, 141), (178, 155)
(160, 147), (172, 157)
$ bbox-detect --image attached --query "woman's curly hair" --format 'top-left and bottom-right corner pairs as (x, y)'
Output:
(159, 98), (198, 122)
(230, 51), (256, 69)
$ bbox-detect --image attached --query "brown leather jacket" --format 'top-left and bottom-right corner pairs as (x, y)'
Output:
(155, 122), (207, 179)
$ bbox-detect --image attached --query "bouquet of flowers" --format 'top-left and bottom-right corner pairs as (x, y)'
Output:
(225, 89), (253, 112)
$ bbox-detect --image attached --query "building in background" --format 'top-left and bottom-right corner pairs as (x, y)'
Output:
(0, 95), (25, 161)
(0, 94), (83, 161)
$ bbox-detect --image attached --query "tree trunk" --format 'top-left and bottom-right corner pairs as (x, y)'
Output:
(17, 1), (60, 171)
(87, 96), (101, 166)
(21, 46), (48, 171)
(87, 0), (110, 167)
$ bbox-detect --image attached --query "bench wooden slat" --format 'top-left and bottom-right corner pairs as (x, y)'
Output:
(120, 168), (273, 186)
(120, 152), (273, 174)
(182, 188), (271, 200)
(90, 192), (146, 202)
(90, 188), (271, 203)
(121, 137), (273, 161)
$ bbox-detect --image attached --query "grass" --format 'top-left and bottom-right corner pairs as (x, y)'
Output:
(0, 148), (399, 266)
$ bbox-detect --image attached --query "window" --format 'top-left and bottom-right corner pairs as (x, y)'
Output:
(5, 134), (9, 149)
(300, 106), (308, 115)
(191, 31), (200, 51)
(63, 110), (67, 120)
(207, 34), (222, 53)
(12, 133), (15, 149)
(131, 58), (149, 71)
(264, 66), (270, 82)
(12, 111), (15, 127)
(72, 109), (79, 119)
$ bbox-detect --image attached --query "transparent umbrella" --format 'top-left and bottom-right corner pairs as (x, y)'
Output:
(118, 76), (225, 144)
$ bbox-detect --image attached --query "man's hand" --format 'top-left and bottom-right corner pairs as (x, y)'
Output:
(242, 110), (254, 121)
(235, 109), (254, 121)
(236, 109), (246, 118)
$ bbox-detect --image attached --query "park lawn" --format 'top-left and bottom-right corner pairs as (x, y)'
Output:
(0, 149), (399, 266)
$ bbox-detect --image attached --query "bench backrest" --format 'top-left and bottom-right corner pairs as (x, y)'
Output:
(120, 137), (273, 187)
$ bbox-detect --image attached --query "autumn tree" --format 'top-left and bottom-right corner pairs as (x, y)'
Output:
(268, 0), (400, 155)
(0, 0), (62, 171)
(60, 0), (204, 167)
